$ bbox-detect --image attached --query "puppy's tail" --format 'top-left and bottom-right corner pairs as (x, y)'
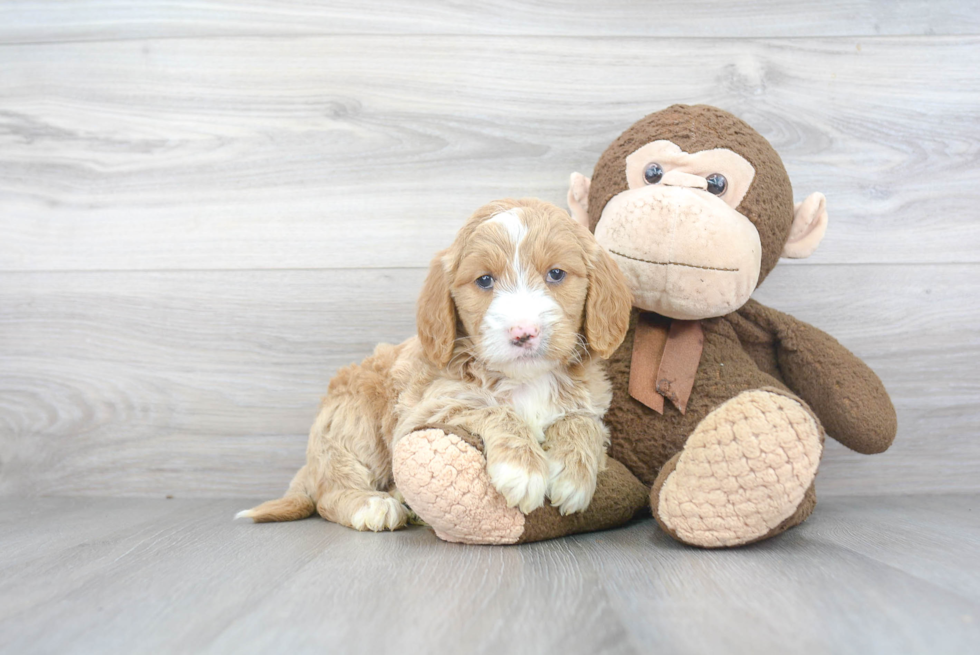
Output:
(235, 466), (316, 523)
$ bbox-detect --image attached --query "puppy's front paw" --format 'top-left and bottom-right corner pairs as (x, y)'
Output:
(486, 449), (548, 514)
(546, 455), (597, 515)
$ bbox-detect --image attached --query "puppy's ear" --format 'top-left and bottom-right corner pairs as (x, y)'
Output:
(584, 243), (633, 359)
(417, 250), (457, 367)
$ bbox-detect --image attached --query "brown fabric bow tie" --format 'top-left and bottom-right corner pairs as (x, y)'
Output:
(628, 313), (704, 414)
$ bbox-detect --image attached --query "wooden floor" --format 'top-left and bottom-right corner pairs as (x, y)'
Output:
(1, 494), (978, 655)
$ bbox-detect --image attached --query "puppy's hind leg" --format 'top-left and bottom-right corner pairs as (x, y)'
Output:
(314, 453), (408, 532)
(310, 393), (408, 532)
(242, 345), (408, 531)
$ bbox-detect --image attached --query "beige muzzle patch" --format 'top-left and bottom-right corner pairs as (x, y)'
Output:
(595, 185), (762, 320)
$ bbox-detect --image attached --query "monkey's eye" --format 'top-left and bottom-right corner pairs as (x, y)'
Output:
(475, 275), (494, 290)
(706, 173), (728, 196)
(546, 269), (566, 283)
(643, 163), (664, 184)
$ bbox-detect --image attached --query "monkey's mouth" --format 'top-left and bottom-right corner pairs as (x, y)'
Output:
(608, 249), (739, 273)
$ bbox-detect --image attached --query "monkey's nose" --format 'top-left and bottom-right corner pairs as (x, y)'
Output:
(660, 170), (708, 190)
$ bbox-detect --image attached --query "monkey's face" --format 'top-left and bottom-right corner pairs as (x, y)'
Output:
(593, 140), (762, 320)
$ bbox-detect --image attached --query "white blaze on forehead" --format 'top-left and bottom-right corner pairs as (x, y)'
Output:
(487, 209), (528, 246)
(486, 209), (528, 270)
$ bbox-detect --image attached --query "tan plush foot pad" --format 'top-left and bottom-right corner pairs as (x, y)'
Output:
(392, 429), (525, 545)
(656, 390), (823, 548)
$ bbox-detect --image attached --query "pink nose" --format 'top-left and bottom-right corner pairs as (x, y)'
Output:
(509, 323), (540, 345)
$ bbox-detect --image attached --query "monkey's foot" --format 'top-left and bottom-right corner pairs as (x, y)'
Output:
(651, 389), (823, 548)
(392, 428), (525, 545)
(392, 426), (650, 545)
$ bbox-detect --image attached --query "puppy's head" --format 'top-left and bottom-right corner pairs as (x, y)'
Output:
(417, 198), (633, 377)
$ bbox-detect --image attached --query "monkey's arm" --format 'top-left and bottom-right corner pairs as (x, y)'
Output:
(733, 299), (897, 454)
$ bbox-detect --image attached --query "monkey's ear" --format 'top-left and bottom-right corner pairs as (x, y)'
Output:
(567, 173), (591, 230)
(417, 250), (457, 367)
(782, 192), (829, 259)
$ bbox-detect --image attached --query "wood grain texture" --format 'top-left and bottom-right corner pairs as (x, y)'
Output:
(1, 1), (978, 528)
(2, 36), (979, 271)
(1, 264), (977, 499)
(1, 495), (978, 655)
(1, 0), (978, 43)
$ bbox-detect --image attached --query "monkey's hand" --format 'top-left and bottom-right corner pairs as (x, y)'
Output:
(737, 300), (897, 454)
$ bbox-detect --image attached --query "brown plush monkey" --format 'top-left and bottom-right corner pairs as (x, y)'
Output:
(394, 105), (897, 547)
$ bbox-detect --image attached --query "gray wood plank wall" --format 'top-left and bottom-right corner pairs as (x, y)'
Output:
(1, 1), (978, 499)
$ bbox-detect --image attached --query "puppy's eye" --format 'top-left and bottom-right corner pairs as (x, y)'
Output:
(475, 275), (494, 290)
(706, 173), (727, 196)
(546, 269), (566, 283)
(643, 163), (664, 184)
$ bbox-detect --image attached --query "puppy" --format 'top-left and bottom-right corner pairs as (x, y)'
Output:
(237, 198), (632, 531)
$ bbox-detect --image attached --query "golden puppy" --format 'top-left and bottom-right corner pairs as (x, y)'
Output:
(238, 198), (632, 531)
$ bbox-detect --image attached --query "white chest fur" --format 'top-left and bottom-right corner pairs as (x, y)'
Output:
(504, 373), (565, 442)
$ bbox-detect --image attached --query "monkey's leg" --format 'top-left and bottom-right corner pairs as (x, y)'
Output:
(649, 388), (823, 548)
(392, 425), (649, 545)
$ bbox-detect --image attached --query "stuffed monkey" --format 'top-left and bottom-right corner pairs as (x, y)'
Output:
(393, 105), (897, 547)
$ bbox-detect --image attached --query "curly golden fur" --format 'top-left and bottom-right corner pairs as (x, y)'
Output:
(238, 198), (633, 530)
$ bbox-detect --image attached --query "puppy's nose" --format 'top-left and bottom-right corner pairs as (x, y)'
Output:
(509, 323), (540, 346)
